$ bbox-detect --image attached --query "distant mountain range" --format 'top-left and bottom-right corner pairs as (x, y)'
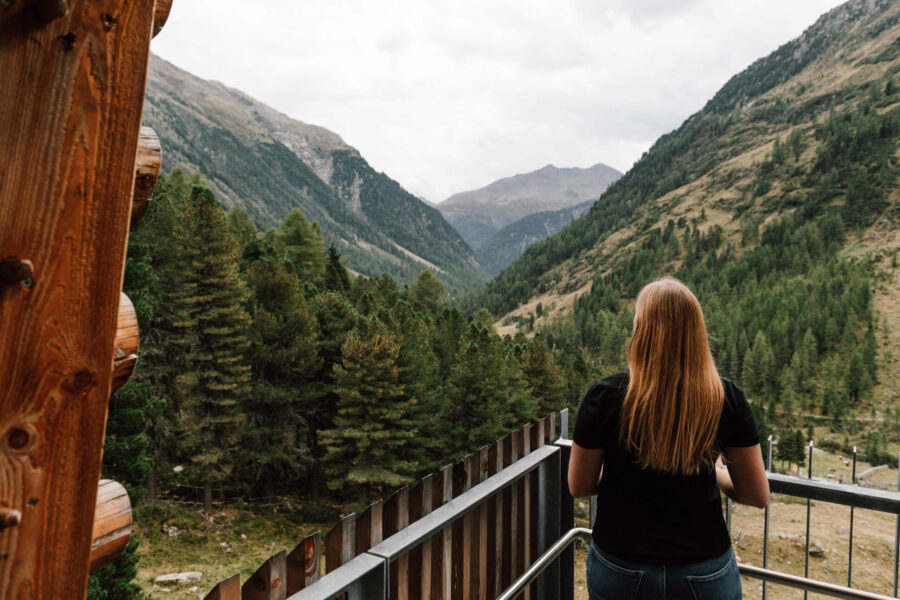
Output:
(142, 55), (486, 295)
(438, 163), (621, 248)
(436, 163), (621, 274)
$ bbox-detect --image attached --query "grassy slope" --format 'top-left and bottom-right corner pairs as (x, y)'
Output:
(493, 3), (900, 418)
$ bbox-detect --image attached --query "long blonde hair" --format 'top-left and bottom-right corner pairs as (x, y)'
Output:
(619, 277), (723, 475)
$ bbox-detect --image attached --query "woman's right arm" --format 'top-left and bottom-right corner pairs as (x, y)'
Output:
(717, 445), (769, 508)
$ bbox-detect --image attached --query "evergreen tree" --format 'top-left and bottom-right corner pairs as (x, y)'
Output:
(277, 208), (327, 285)
(86, 539), (145, 600)
(241, 258), (321, 500)
(408, 269), (447, 315)
(324, 244), (351, 293)
(519, 336), (567, 415)
(320, 319), (419, 498)
(173, 185), (252, 513)
(441, 325), (536, 457)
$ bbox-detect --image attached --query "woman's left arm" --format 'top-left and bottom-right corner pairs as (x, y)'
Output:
(568, 441), (604, 498)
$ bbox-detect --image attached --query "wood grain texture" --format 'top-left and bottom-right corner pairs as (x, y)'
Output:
(204, 574), (241, 600)
(152, 0), (172, 37)
(90, 479), (132, 572)
(286, 531), (320, 594)
(131, 126), (161, 225)
(0, 0), (155, 597)
(242, 550), (286, 600)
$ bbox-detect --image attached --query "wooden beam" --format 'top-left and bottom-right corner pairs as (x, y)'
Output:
(111, 292), (140, 393)
(152, 0), (172, 37)
(131, 126), (162, 225)
(0, 0), (156, 597)
(90, 479), (132, 572)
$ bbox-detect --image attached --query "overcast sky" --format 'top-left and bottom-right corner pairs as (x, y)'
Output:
(152, 0), (842, 203)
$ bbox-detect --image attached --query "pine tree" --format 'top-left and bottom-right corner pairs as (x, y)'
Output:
(277, 208), (326, 285)
(408, 269), (447, 315)
(241, 258), (321, 499)
(320, 319), (419, 498)
(519, 336), (567, 415)
(173, 185), (252, 513)
(441, 325), (536, 457)
(324, 244), (351, 292)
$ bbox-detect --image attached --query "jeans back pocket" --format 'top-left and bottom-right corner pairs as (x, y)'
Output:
(685, 554), (741, 600)
(587, 545), (644, 600)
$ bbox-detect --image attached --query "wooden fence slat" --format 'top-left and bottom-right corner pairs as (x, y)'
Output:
(477, 446), (489, 600)
(464, 453), (479, 600)
(383, 487), (409, 600)
(408, 475), (430, 597)
(451, 458), (469, 600)
(488, 439), (504, 597)
(354, 499), (383, 556)
(204, 574), (241, 600)
(430, 464), (452, 600)
(522, 424), (533, 600)
(241, 550), (286, 600)
(286, 531), (321, 594)
(501, 433), (515, 590)
(324, 514), (355, 574)
(547, 413), (556, 444)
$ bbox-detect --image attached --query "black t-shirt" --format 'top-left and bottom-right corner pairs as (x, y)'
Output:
(573, 372), (759, 564)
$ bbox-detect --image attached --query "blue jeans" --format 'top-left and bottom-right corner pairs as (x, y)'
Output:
(586, 541), (742, 600)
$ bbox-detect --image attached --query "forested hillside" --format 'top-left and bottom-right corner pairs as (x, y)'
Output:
(143, 56), (486, 295)
(102, 169), (587, 513)
(467, 0), (900, 459)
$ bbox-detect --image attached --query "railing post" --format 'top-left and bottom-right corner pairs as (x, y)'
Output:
(536, 439), (561, 599)
(554, 437), (575, 600)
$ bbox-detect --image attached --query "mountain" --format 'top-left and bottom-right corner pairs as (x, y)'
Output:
(437, 163), (622, 250)
(142, 55), (486, 295)
(476, 200), (594, 276)
(465, 0), (900, 415)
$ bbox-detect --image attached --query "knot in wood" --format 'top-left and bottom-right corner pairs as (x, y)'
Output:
(5, 423), (38, 454)
(0, 257), (34, 287)
(0, 508), (22, 530)
(34, 0), (67, 21)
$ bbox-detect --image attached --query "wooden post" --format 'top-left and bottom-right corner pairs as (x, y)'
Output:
(204, 574), (241, 600)
(0, 1), (156, 597)
(89, 479), (133, 572)
(286, 531), (321, 594)
(152, 0), (173, 37)
(242, 551), (286, 600)
(131, 126), (162, 225)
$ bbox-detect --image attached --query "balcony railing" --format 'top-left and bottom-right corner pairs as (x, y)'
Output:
(202, 410), (900, 600)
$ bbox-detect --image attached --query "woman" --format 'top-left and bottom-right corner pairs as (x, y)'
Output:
(569, 277), (769, 600)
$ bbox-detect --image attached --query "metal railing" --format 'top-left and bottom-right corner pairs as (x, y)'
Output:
(287, 408), (900, 600)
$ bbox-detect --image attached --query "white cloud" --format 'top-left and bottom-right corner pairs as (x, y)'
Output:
(152, 0), (843, 202)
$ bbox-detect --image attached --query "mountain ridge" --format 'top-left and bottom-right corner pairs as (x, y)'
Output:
(437, 162), (621, 250)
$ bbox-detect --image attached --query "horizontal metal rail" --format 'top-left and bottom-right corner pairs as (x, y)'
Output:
(494, 528), (897, 600)
(768, 472), (900, 514)
(497, 527), (591, 600)
(739, 564), (897, 600)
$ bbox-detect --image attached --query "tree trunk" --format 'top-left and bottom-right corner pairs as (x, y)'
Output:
(203, 481), (213, 515)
